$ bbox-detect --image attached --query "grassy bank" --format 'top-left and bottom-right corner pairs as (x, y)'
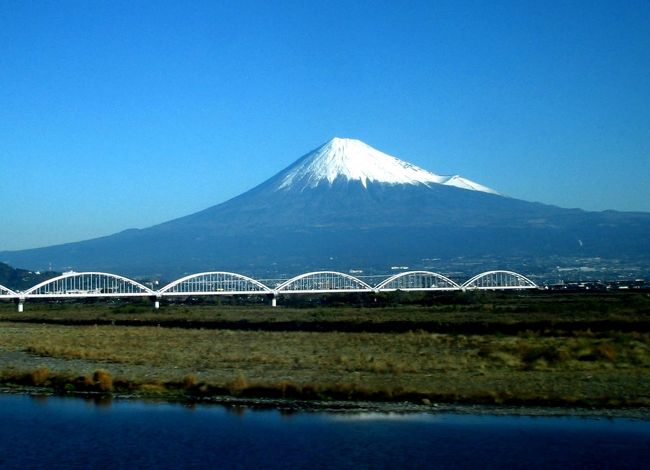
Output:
(2, 291), (650, 332)
(0, 292), (649, 407)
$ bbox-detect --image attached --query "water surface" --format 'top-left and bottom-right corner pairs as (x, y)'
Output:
(0, 394), (648, 468)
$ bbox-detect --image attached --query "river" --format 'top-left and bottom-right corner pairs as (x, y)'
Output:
(0, 393), (648, 468)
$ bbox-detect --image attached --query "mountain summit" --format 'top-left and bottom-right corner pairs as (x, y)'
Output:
(274, 137), (498, 194)
(2, 138), (649, 278)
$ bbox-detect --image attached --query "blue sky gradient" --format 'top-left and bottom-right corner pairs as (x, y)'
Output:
(1, 1), (649, 250)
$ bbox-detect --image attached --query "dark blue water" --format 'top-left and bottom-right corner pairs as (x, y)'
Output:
(0, 394), (648, 469)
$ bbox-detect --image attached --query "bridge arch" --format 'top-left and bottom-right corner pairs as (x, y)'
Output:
(376, 271), (461, 291)
(23, 272), (155, 297)
(159, 272), (273, 296)
(0, 284), (19, 298)
(276, 271), (373, 294)
(462, 270), (538, 290)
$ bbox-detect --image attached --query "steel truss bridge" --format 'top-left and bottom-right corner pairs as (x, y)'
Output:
(0, 270), (538, 311)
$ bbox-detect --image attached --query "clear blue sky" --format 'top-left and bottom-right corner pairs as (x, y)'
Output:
(1, 0), (649, 251)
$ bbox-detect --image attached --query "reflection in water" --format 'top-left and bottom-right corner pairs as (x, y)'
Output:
(279, 408), (297, 419)
(28, 394), (50, 407)
(83, 394), (113, 408)
(224, 404), (247, 417)
(326, 411), (437, 422)
(0, 394), (648, 468)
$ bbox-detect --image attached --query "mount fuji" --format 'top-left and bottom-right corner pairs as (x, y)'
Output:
(274, 137), (498, 193)
(2, 137), (649, 278)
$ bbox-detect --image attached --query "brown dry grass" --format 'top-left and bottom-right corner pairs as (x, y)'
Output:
(0, 321), (648, 406)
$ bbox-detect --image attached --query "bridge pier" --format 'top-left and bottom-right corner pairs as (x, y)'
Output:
(270, 294), (277, 307)
(16, 299), (24, 313)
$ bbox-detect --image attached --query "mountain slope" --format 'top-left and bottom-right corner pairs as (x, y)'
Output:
(0, 262), (59, 291)
(2, 138), (649, 278)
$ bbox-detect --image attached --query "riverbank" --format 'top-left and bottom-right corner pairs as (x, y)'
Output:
(2, 384), (650, 420)
(0, 292), (648, 411)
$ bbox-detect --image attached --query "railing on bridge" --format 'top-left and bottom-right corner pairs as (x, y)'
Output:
(462, 270), (538, 290)
(376, 271), (461, 291)
(23, 272), (155, 298)
(159, 272), (273, 296)
(275, 271), (373, 294)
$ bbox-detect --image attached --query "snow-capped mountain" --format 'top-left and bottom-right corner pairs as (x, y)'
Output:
(275, 137), (498, 194)
(2, 138), (649, 278)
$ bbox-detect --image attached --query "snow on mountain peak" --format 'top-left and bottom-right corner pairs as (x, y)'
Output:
(276, 137), (498, 194)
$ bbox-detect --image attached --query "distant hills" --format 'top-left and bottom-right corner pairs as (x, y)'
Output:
(0, 262), (59, 291)
(2, 138), (649, 280)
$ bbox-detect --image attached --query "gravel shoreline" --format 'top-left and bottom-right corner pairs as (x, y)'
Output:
(2, 386), (649, 420)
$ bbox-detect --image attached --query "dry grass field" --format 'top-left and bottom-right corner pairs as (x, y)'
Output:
(0, 292), (649, 407)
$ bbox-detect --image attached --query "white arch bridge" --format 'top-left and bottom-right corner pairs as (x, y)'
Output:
(0, 269), (538, 311)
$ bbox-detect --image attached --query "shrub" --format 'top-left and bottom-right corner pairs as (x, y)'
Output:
(596, 343), (617, 361)
(521, 346), (565, 366)
(29, 367), (50, 386)
(183, 374), (198, 389)
(93, 370), (113, 392)
(230, 374), (249, 391)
